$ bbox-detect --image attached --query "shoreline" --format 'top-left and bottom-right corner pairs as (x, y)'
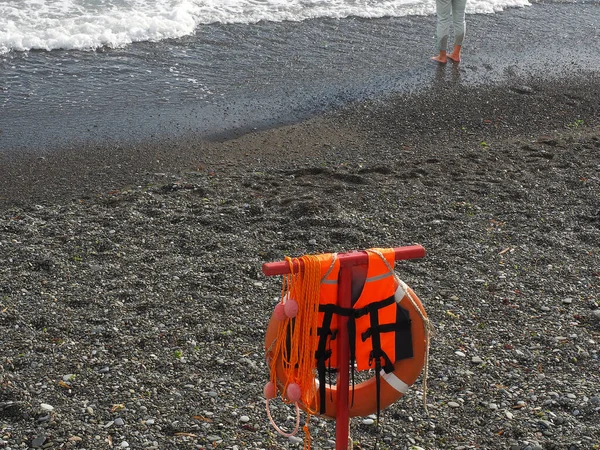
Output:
(1, 70), (599, 211)
(1, 1), (599, 159)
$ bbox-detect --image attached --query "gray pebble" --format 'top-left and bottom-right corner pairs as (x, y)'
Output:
(31, 436), (46, 448)
(514, 85), (534, 94)
(288, 436), (303, 444)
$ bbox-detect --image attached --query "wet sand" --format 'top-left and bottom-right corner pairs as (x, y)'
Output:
(1, 69), (599, 210)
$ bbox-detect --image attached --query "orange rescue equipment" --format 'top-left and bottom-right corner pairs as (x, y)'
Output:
(264, 248), (430, 419)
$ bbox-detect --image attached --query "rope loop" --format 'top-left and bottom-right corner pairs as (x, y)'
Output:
(265, 398), (300, 437)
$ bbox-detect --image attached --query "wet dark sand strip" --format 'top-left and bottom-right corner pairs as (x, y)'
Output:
(1, 71), (599, 211)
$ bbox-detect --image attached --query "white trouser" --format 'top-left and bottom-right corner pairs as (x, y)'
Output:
(436, 0), (467, 51)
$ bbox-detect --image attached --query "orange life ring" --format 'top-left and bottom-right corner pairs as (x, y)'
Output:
(264, 280), (428, 419)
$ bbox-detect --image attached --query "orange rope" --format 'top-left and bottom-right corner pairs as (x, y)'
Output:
(268, 254), (323, 449)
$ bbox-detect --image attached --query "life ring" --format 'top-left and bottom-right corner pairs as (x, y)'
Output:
(264, 280), (428, 419)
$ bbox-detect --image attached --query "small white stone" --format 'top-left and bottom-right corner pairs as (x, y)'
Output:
(120, 441), (129, 448)
(240, 415), (250, 423)
(40, 403), (54, 412)
(455, 351), (466, 357)
(289, 436), (303, 444)
(447, 402), (460, 408)
(362, 418), (375, 425)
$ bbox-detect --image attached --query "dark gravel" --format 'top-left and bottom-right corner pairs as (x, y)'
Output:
(1, 73), (599, 450)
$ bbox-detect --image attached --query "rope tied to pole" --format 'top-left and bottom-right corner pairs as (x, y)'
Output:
(266, 254), (329, 448)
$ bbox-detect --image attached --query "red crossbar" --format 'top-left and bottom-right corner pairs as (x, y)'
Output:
(262, 245), (426, 450)
(262, 245), (426, 276)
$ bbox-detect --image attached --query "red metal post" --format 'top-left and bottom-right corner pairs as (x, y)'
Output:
(335, 264), (352, 450)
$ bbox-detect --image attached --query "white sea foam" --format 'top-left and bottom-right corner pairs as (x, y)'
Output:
(0, 0), (531, 54)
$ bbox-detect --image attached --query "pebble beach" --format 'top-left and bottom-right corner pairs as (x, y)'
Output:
(1, 3), (600, 450)
(2, 72), (600, 449)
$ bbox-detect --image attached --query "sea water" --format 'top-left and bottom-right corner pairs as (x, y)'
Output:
(0, 0), (532, 54)
(1, 0), (597, 152)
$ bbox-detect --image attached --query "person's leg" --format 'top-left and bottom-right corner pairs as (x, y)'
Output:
(448, 0), (467, 62)
(432, 0), (452, 63)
